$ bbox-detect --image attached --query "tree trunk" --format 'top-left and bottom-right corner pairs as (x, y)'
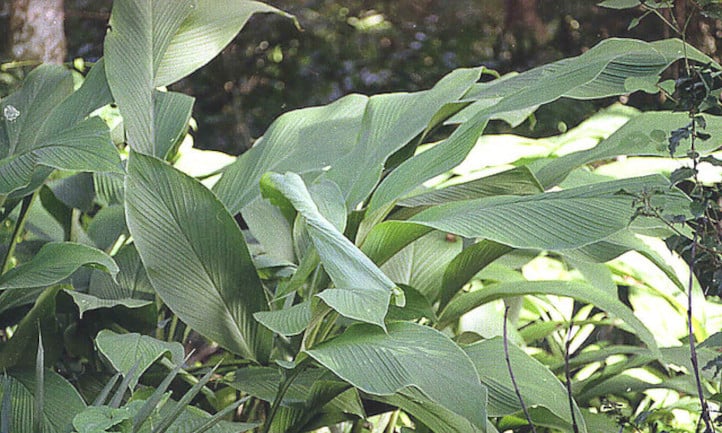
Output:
(10, 0), (66, 63)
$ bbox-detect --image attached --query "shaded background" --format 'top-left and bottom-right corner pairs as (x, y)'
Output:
(2, 0), (721, 154)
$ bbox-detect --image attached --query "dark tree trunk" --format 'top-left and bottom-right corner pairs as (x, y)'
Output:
(10, 0), (66, 63)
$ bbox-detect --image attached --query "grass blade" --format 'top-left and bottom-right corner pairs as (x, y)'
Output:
(191, 396), (249, 433)
(132, 360), (185, 433)
(109, 361), (139, 408)
(33, 332), (44, 433)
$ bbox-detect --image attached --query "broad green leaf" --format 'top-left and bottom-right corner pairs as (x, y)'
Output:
(381, 231), (462, 301)
(154, 0), (294, 87)
(213, 95), (367, 214)
(438, 280), (660, 358)
(125, 152), (272, 362)
(104, 0), (194, 155)
(440, 240), (513, 309)
(0, 286), (62, 369)
(261, 172), (398, 329)
(360, 222), (433, 267)
(409, 175), (688, 251)
(254, 301), (312, 337)
(87, 204), (127, 250)
(398, 166), (544, 207)
(370, 38), (717, 212)
(321, 68), (483, 208)
(465, 337), (586, 432)
(215, 68), (481, 214)
(535, 112), (722, 188)
(95, 330), (184, 389)
(0, 369), (86, 433)
(305, 321), (487, 429)
(64, 290), (152, 319)
(0, 65), (121, 198)
(0, 242), (118, 290)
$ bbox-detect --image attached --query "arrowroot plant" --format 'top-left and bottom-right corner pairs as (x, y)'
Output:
(2, 0), (722, 432)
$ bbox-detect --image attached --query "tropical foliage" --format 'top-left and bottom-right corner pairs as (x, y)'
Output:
(1, 1), (722, 432)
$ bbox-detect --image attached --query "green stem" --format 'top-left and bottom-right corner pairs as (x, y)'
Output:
(261, 364), (306, 433)
(167, 314), (179, 342)
(158, 357), (217, 404)
(1, 192), (35, 275)
(384, 409), (400, 433)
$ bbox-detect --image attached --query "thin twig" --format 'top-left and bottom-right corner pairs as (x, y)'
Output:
(564, 321), (580, 433)
(503, 306), (538, 433)
(687, 230), (715, 432)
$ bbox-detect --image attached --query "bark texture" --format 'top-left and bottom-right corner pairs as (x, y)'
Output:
(10, 0), (66, 63)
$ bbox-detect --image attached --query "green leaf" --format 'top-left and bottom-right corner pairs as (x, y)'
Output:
(440, 240), (513, 309)
(153, 0), (294, 87)
(95, 330), (184, 390)
(439, 280), (660, 358)
(88, 244), (155, 301)
(597, 0), (642, 9)
(398, 166), (544, 207)
(0, 242), (118, 290)
(213, 94), (367, 215)
(125, 152), (272, 362)
(370, 391), (483, 433)
(535, 112), (722, 188)
(261, 172), (398, 329)
(64, 290), (152, 319)
(0, 286), (62, 370)
(254, 301), (312, 337)
(105, 0), (290, 157)
(409, 175), (685, 250)
(305, 321), (487, 429)
(0, 65), (121, 198)
(322, 68), (484, 208)
(381, 231), (462, 301)
(0, 369), (86, 433)
(465, 337), (587, 431)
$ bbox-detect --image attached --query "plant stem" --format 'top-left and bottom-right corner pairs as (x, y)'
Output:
(261, 364), (305, 433)
(687, 230), (715, 433)
(564, 321), (580, 433)
(503, 306), (537, 433)
(1, 192), (35, 275)
(384, 409), (400, 433)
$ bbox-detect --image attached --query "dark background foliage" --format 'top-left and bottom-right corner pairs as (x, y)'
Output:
(2, 0), (722, 153)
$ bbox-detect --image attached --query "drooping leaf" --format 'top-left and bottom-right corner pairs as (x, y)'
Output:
(95, 330), (184, 390)
(125, 152), (272, 362)
(305, 321), (487, 429)
(261, 172), (399, 329)
(438, 280), (660, 358)
(465, 337), (587, 432)
(0, 369), (86, 433)
(64, 290), (152, 319)
(0, 242), (118, 290)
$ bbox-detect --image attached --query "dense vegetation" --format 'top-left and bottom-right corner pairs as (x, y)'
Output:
(2, 1), (722, 432)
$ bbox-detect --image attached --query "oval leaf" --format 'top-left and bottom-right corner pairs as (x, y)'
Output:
(125, 152), (272, 362)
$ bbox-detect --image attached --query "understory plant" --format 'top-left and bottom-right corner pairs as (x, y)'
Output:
(2, 0), (722, 432)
